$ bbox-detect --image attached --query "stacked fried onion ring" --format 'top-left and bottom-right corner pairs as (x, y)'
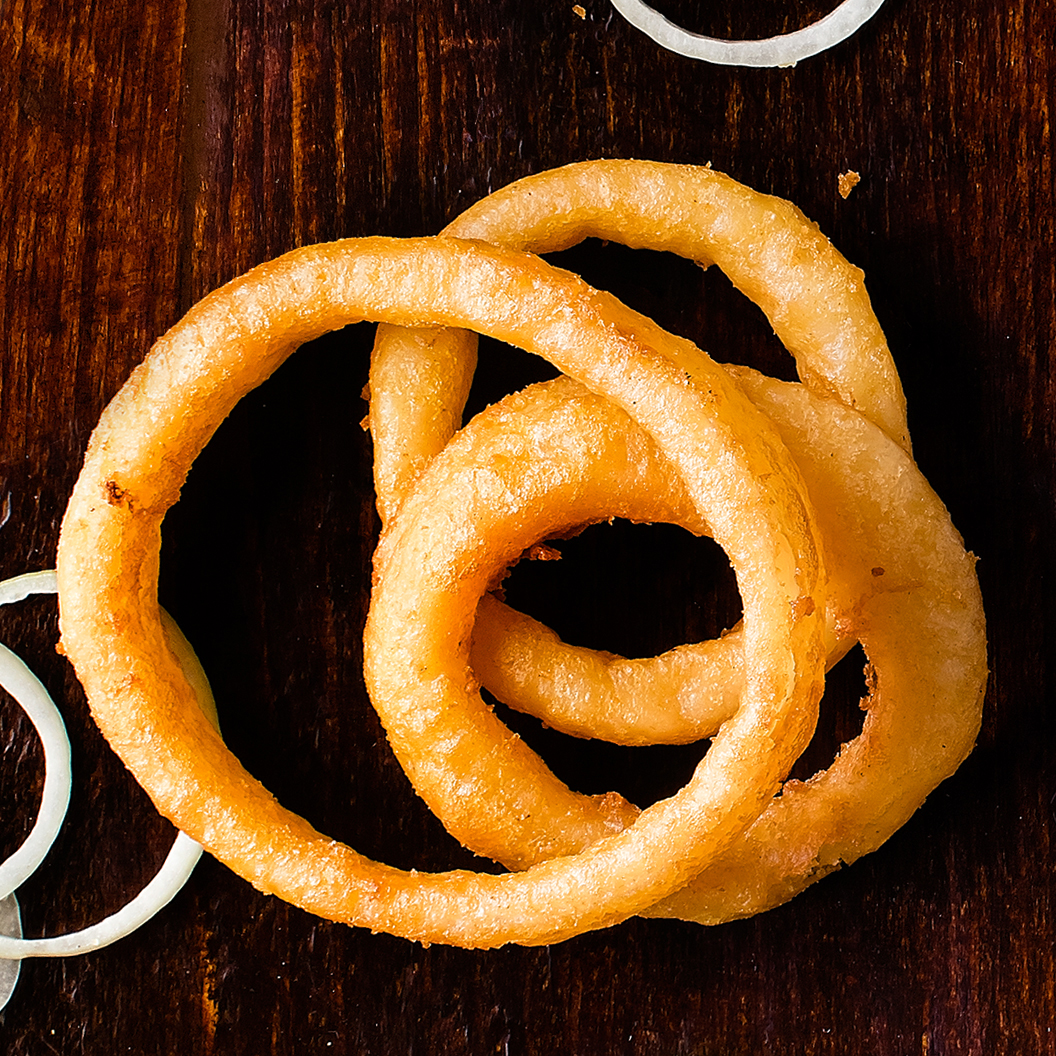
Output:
(55, 162), (986, 947)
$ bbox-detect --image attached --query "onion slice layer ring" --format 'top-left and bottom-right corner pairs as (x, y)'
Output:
(609, 0), (889, 67)
(0, 572), (73, 902)
(0, 572), (210, 999)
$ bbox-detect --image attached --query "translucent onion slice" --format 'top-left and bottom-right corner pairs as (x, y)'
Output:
(0, 571), (209, 1008)
(609, 0), (888, 67)
(0, 834), (202, 960)
(0, 572), (72, 902)
(0, 895), (22, 1009)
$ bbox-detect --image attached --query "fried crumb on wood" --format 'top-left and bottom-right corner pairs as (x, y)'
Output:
(526, 542), (562, 562)
(838, 170), (861, 199)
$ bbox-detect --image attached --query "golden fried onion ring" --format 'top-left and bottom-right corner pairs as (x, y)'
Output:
(377, 369), (984, 920)
(370, 161), (904, 746)
(57, 237), (825, 948)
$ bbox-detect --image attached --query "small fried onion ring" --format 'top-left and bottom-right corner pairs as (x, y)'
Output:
(57, 237), (825, 948)
(376, 368), (984, 919)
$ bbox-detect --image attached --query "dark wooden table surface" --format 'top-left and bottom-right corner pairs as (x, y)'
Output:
(1, 0), (1053, 1052)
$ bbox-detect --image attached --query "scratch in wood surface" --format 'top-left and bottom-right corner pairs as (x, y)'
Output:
(290, 21), (306, 241)
(416, 14), (433, 211)
(332, 8), (347, 224)
(198, 934), (218, 1053)
(378, 27), (401, 199)
(177, 0), (231, 312)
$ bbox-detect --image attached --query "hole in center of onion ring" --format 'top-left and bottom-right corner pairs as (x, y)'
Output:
(785, 642), (869, 785)
(157, 325), (511, 876)
(490, 690), (710, 811)
(641, 0), (850, 40)
(547, 241), (797, 382)
(463, 335), (562, 423)
(498, 521), (743, 660)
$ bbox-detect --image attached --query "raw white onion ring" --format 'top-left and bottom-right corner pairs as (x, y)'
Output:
(0, 573), (72, 902)
(0, 571), (207, 1007)
(0, 895), (21, 1005)
(609, 0), (888, 67)
(0, 834), (202, 960)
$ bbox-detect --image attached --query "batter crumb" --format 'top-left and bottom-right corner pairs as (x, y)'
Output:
(838, 170), (861, 199)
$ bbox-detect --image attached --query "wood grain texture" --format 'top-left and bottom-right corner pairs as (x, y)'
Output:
(0, 0), (1053, 1052)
